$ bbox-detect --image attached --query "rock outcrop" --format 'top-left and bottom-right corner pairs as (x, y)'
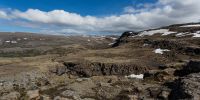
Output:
(112, 31), (138, 47)
(63, 61), (148, 77)
(175, 60), (200, 76)
(170, 72), (200, 99)
(145, 39), (200, 55)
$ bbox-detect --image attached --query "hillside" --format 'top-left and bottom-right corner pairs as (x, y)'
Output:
(0, 23), (200, 100)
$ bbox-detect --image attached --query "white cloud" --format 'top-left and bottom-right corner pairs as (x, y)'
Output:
(124, 6), (136, 13)
(0, 10), (8, 19)
(12, 9), (97, 26)
(0, 0), (200, 35)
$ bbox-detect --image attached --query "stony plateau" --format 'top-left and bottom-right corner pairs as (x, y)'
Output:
(0, 23), (200, 100)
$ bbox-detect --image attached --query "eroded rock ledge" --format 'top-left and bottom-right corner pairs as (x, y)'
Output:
(61, 61), (148, 77)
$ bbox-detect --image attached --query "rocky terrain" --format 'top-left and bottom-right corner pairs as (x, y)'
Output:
(0, 23), (200, 100)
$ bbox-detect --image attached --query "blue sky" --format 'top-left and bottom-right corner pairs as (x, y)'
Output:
(0, 0), (156, 16)
(0, 0), (199, 35)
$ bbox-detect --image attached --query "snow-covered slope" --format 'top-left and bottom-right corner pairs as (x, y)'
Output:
(180, 24), (200, 27)
(138, 29), (176, 36)
(127, 23), (200, 38)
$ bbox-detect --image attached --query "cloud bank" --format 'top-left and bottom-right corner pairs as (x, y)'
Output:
(0, 0), (200, 35)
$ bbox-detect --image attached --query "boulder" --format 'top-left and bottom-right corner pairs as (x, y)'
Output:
(50, 64), (68, 76)
(40, 95), (51, 100)
(61, 90), (81, 100)
(26, 89), (40, 100)
(144, 69), (175, 82)
(170, 72), (200, 99)
(175, 60), (200, 76)
(158, 89), (171, 100)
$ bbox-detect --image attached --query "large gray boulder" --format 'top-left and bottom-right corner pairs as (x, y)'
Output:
(170, 72), (200, 99)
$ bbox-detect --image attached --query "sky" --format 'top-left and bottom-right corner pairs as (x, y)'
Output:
(0, 0), (200, 35)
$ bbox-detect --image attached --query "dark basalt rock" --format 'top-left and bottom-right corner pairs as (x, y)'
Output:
(120, 31), (138, 38)
(162, 22), (200, 33)
(184, 46), (200, 55)
(169, 26), (200, 33)
(63, 61), (148, 77)
(112, 31), (138, 47)
(148, 40), (183, 50)
(169, 72), (200, 100)
(145, 39), (200, 55)
(175, 60), (200, 76)
(49, 64), (68, 76)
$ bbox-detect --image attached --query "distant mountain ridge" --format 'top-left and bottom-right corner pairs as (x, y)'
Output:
(113, 22), (200, 47)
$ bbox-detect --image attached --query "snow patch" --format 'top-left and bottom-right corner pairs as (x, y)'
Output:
(192, 31), (200, 37)
(176, 33), (189, 37)
(125, 74), (144, 79)
(176, 31), (200, 37)
(5, 40), (10, 43)
(180, 24), (200, 27)
(153, 48), (170, 54)
(131, 35), (136, 38)
(11, 41), (17, 43)
(139, 29), (176, 36)
(4, 40), (18, 43)
(108, 42), (115, 46)
(39, 38), (45, 40)
(110, 37), (117, 40)
(87, 39), (91, 42)
(162, 31), (176, 36)
(143, 43), (149, 46)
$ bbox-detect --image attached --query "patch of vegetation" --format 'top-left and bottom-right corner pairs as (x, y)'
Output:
(45, 47), (83, 56)
(45, 47), (68, 56)
(0, 49), (44, 57)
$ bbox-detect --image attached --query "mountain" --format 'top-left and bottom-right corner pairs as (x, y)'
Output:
(114, 23), (200, 46)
